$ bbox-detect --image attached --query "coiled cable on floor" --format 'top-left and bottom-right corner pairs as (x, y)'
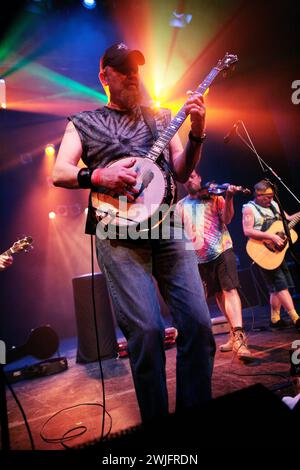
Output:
(40, 402), (112, 449)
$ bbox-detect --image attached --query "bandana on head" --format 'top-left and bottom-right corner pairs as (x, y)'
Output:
(255, 187), (274, 196)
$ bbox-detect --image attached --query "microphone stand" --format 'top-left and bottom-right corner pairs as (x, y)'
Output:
(236, 121), (300, 205)
(234, 121), (300, 267)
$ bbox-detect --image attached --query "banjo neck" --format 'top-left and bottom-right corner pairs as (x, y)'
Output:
(146, 52), (238, 163)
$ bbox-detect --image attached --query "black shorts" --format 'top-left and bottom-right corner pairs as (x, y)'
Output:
(258, 260), (294, 293)
(198, 248), (240, 298)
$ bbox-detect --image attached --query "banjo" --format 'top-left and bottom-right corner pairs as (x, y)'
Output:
(91, 53), (238, 234)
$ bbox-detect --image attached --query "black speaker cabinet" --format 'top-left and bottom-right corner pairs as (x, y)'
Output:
(72, 273), (118, 363)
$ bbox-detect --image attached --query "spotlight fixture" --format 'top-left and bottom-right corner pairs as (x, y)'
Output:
(45, 144), (56, 157)
(56, 205), (68, 217)
(82, 0), (96, 9)
(69, 203), (82, 217)
(169, 11), (192, 28)
(49, 204), (83, 218)
(20, 153), (33, 165)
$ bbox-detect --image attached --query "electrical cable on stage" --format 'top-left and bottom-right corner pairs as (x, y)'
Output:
(4, 374), (35, 450)
(40, 402), (112, 449)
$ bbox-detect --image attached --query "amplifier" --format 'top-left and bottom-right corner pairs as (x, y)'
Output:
(72, 273), (118, 363)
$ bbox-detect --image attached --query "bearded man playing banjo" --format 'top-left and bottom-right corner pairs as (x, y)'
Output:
(52, 43), (237, 423)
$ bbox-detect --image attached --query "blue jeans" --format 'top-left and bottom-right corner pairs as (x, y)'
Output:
(96, 229), (215, 423)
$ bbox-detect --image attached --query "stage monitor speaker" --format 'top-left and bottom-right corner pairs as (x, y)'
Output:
(72, 273), (118, 363)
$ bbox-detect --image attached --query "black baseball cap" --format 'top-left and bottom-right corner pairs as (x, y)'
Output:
(100, 43), (145, 71)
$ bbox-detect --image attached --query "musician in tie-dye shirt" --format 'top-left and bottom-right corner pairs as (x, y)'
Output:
(176, 171), (253, 362)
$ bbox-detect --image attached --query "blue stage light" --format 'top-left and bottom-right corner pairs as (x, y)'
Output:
(82, 0), (96, 10)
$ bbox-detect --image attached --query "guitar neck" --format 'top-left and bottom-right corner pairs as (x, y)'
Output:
(147, 67), (221, 161)
(1, 248), (12, 257)
(289, 212), (300, 229)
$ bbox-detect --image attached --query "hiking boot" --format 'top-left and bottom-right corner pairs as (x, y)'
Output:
(269, 319), (291, 330)
(232, 328), (253, 362)
(219, 331), (233, 352)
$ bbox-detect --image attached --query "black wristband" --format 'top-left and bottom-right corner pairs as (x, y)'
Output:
(77, 168), (93, 188)
(188, 131), (207, 143)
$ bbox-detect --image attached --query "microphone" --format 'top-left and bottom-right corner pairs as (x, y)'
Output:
(223, 122), (239, 144)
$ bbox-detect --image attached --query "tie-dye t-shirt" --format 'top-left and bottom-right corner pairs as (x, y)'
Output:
(175, 195), (233, 263)
(68, 105), (171, 233)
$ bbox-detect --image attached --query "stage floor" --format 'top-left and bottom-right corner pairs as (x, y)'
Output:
(3, 304), (300, 451)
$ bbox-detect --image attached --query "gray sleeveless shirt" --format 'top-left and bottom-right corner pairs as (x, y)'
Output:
(69, 105), (172, 233)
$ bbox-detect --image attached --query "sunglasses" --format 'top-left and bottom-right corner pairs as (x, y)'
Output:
(113, 62), (139, 75)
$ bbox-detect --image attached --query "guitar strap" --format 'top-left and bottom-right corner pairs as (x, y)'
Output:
(249, 201), (280, 231)
(140, 106), (159, 140)
(140, 106), (175, 202)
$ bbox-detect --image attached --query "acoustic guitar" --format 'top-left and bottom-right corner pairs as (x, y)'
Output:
(246, 214), (300, 270)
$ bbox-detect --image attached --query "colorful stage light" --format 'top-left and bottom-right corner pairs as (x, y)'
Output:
(56, 205), (68, 217)
(0, 79), (6, 108)
(152, 100), (161, 108)
(82, 0), (96, 10)
(20, 153), (33, 165)
(69, 203), (82, 217)
(45, 144), (56, 157)
(169, 12), (192, 28)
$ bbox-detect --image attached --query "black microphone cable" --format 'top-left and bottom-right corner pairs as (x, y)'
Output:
(3, 372), (35, 450)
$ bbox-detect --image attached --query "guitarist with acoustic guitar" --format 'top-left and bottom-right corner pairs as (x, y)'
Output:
(242, 179), (300, 331)
(52, 43), (240, 423)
